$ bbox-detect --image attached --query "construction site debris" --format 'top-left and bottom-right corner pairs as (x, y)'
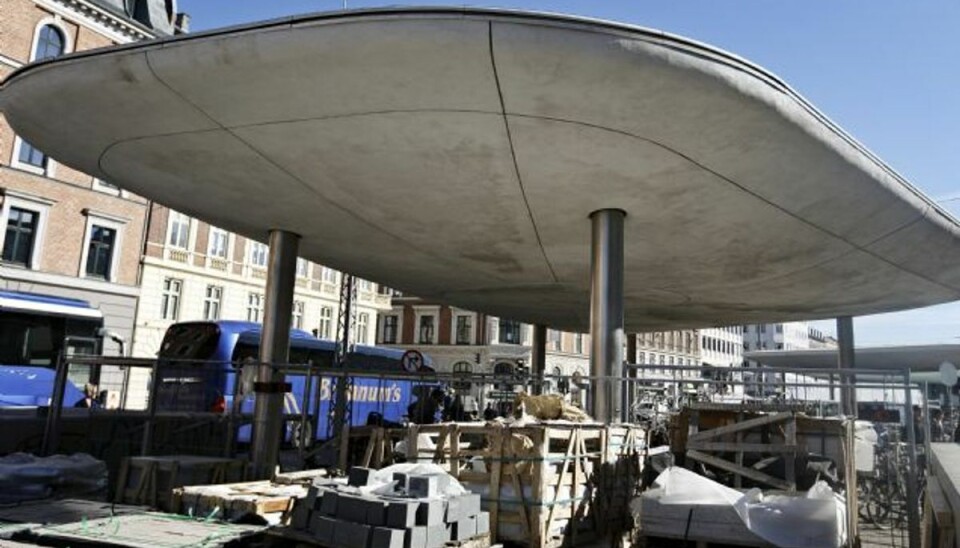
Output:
(0, 452), (106, 503)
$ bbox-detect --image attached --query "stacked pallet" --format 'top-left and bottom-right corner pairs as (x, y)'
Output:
(286, 467), (491, 548)
(406, 422), (645, 548)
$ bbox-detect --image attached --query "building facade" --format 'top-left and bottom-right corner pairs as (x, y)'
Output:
(743, 321), (811, 353)
(1, 0), (184, 355)
(632, 330), (700, 373)
(131, 204), (392, 357)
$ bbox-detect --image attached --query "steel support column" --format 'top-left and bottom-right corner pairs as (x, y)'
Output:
(903, 369), (921, 548)
(250, 230), (300, 479)
(531, 325), (547, 395)
(589, 209), (625, 423)
(836, 316), (857, 416)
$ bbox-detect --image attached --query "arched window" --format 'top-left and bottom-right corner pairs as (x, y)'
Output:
(34, 25), (66, 61)
(493, 362), (514, 376)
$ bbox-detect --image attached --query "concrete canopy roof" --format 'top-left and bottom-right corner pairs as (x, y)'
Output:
(746, 346), (960, 373)
(3, 7), (960, 332)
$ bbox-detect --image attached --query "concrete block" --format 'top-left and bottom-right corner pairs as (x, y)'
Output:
(450, 515), (477, 541)
(366, 499), (388, 527)
(446, 493), (482, 522)
(475, 511), (490, 535)
(291, 502), (310, 530)
(426, 523), (448, 548)
(337, 493), (369, 522)
(371, 527), (405, 548)
(404, 526), (428, 548)
(348, 466), (376, 487)
(320, 489), (339, 516)
(386, 500), (419, 529)
(408, 475), (438, 498)
(310, 515), (336, 545)
(415, 498), (444, 526)
(304, 486), (319, 509)
(333, 519), (371, 548)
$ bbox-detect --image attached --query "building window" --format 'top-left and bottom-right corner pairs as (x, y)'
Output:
(574, 333), (583, 355)
(548, 329), (561, 351)
(161, 278), (182, 321)
(296, 258), (309, 278)
(168, 211), (191, 249)
(418, 315), (435, 344)
(3, 207), (39, 266)
(16, 140), (47, 172)
(357, 312), (369, 343)
(203, 285), (222, 320)
(639, 352), (646, 364)
(84, 225), (116, 279)
(322, 267), (338, 283)
(382, 315), (399, 344)
(319, 306), (333, 339)
(499, 320), (522, 344)
(208, 227), (229, 259)
(455, 315), (472, 345)
(93, 179), (121, 196)
(357, 279), (372, 291)
(292, 300), (304, 329)
(248, 242), (268, 267)
(34, 24), (66, 61)
(246, 293), (264, 322)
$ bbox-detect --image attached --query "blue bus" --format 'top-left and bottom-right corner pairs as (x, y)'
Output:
(155, 320), (434, 444)
(0, 290), (104, 407)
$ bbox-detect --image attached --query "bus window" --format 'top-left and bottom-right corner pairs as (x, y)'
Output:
(0, 316), (60, 367)
(159, 323), (221, 361)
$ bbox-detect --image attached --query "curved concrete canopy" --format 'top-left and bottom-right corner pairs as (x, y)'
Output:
(3, 7), (960, 331)
(746, 346), (960, 373)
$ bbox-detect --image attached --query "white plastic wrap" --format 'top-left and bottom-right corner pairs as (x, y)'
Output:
(649, 467), (846, 548)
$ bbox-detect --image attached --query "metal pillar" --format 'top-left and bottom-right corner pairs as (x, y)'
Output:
(903, 369), (921, 548)
(836, 316), (857, 416)
(531, 325), (547, 395)
(250, 230), (300, 479)
(589, 209), (625, 423)
(623, 335), (638, 422)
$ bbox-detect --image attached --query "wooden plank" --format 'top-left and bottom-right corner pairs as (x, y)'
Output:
(488, 428), (503, 542)
(545, 428), (576, 540)
(451, 424), (461, 479)
(784, 417), (796, 492)
(686, 449), (792, 491)
(688, 412), (794, 442)
(686, 441), (798, 453)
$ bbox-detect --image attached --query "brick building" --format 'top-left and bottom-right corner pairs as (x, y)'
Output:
(131, 204), (393, 357)
(0, 0), (185, 354)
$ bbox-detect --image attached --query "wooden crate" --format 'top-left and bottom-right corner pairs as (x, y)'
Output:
(114, 455), (247, 511)
(406, 422), (644, 548)
(171, 480), (308, 523)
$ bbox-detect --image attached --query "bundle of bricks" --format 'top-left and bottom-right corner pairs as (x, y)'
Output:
(290, 467), (490, 548)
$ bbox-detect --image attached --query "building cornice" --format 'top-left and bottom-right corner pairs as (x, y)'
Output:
(35, 0), (157, 44)
(1, 264), (140, 297)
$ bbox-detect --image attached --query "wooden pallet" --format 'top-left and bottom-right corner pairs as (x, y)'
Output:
(171, 480), (308, 522)
(674, 410), (848, 492)
(406, 422), (644, 548)
(114, 455), (247, 511)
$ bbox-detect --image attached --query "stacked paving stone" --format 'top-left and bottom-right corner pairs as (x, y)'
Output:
(290, 467), (490, 548)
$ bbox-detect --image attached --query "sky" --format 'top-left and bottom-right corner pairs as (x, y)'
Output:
(178, 1), (960, 346)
